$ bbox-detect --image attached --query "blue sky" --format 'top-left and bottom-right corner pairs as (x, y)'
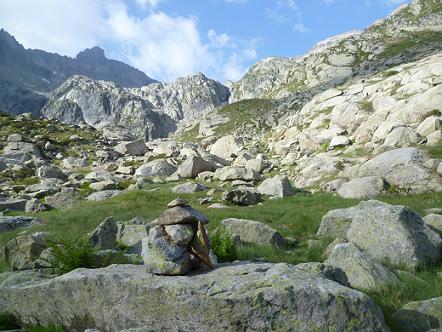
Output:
(0, 0), (408, 83)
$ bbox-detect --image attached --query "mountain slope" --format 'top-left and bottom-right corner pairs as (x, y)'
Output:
(230, 0), (442, 102)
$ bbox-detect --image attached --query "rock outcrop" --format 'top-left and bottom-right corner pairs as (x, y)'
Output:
(41, 76), (176, 140)
(317, 200), (442, 269)
(129, 73), (230, 122)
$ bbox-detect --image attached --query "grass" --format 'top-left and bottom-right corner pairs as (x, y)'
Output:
(359, 99), (374, 113)
(0, 111), (101, 163)
(48, 236), (130, 274)
(379, 31), (442, 60)
(214, 99), (276, 136)
(426, 144), (442, 159)
(381, 70), (399, 78)
(369, 268), (442, 331)
(177, 124), (201, 143)
(1, 183), (442, 330)
(1, 183), (440, 265)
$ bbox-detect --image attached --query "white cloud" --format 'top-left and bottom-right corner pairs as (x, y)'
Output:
(223, 0), (248, 3)
(0, 0), (257, 82)
(0, 0), (108, 57)
(136, 0), (164, 7)
(267, 0), (311, 34)
(208, 29), (236, 48)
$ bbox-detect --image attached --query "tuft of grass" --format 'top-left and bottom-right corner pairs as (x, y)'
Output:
(48, 237), (129, 275)
(210, 229), (237, 262)
(426, 145), (442, 159)
(360, 99), (374, 113)
(117, 179), (136, 190)
(369, 268), (442, 332)
(381, 70), (399, 78)
(49, 237), (98, 274)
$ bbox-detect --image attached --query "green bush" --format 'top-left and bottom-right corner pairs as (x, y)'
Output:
(49, 237), (129, 275)
(49, 237), (99, 274)
(117, 179), (135, 190)
(0, 312), (20, 330)
(210, 229), (237, 262)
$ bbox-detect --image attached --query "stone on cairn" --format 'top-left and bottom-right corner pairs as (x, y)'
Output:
(142, 199), (215, 275)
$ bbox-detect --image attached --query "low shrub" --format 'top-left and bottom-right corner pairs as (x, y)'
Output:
(48, 237), (130, 275)
(0, 312), (20, 330)
(210, 229), (237, 262)
(49, 237), (99, 274)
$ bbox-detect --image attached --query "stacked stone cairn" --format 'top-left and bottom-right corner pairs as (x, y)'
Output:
(142, 198), (215, 275)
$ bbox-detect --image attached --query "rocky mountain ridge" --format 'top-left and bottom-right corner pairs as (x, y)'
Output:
(0, 29), (157, 116)
(41, 73), (229, 140)
(230, 0), (442, 102)
(0, 29), (156, 92)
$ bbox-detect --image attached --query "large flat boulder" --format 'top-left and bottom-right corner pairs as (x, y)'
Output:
(0, 263), (389, 331)
(134, 159), (177, 177)
(214, 166), (261, 182)
(0, 198), (27, 212)
(114, 140), (147, 156)
(209, 135), (244, 160)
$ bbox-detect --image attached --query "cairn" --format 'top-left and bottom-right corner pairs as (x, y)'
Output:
(142, 198), (215, 275)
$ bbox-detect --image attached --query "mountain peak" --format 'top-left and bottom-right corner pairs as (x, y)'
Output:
(76, 46), (106, 62)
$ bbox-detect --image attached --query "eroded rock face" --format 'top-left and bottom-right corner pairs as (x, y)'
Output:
(230, 0), (442, 101)
(129, 72), (230, 122)
(0, 263), (389, 331)
(325, 243), (401, 291)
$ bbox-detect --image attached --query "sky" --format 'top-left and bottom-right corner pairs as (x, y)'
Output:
(0, 0), (409, 83)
